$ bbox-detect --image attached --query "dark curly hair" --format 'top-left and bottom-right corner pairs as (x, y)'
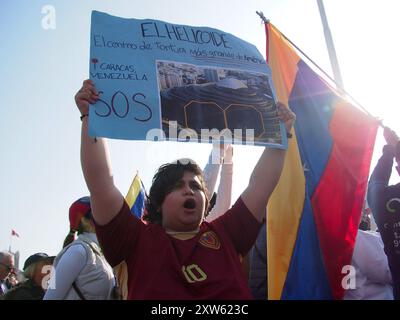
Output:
(143, 158), (209, 225)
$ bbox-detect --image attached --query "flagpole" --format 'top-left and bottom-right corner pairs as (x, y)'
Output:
(255, 11), (380, 124)
(9, 233), (12, 253)
(316, 0), (344, 89)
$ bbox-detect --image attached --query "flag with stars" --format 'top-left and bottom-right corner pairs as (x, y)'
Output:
(265, 22), (378, 299)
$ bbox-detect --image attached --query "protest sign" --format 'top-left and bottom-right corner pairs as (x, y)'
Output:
(89, 11), (287, 148)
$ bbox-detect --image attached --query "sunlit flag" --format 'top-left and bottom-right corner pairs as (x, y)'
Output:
(265, 22), (378, 300)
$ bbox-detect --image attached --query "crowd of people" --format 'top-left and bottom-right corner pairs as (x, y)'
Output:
(0, 80), (399, 300)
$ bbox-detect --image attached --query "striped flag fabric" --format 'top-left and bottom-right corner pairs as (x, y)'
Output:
(265, 22), (378, 299)
(125, 172), (146, 219)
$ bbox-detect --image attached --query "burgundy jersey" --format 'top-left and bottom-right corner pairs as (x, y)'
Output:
(95, 197), (262, 299)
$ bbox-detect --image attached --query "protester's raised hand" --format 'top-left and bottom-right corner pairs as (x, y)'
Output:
(277, 102), (296, 134)
(383, 126), (399, 147)
(74, 79), (99, 116)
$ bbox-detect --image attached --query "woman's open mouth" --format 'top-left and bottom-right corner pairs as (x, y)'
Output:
(183, 198), (196, 210)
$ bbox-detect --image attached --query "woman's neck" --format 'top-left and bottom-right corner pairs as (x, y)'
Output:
(165, 228), (200, 240)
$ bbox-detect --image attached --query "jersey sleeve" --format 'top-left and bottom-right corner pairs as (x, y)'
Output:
(94, 200), (144, 267)
(212, 196), (262, 255)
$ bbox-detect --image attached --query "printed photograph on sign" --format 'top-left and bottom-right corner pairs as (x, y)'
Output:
(156, 60), (282, 145)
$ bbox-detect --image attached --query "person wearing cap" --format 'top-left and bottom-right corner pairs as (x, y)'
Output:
(44, 197), (116, 300)
(368, 127), (400, 300)
(0, 253), (54, 300)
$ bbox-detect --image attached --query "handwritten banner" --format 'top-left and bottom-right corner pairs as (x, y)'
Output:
(89, 11), (287, 148)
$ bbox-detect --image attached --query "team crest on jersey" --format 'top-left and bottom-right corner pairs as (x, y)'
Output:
(199, 231), (220, 250)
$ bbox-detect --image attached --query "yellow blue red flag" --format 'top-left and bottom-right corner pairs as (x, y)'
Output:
(125, 172), (146, 219)
(266, 22), (378, 299)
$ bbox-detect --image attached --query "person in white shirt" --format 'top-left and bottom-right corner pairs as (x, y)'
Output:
(344, 206), (393, 300)
(203, 143), (233, 222)
(44, 197), (116, 300)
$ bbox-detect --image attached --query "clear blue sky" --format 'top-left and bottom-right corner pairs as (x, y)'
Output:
(1, 0), (399, 268)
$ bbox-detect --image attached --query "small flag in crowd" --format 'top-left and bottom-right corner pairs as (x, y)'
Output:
(116, 172), (147, 299)
(125, 172), (147, 219)
(11, 229), (20, 237)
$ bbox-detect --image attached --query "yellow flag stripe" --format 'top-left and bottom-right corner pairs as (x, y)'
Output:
(266, 23), (305, 300)
(125, 174), (142, 208)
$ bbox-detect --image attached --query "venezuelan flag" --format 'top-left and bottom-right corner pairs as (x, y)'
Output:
(125, 172), (146, 219)
(115, 172), (147, 299)
(266, 23), (378, 299)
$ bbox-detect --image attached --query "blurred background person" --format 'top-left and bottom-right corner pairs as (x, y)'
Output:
(44, 196), (116, 300)
(0, 251), (14, 296)
(344, 202), (393, 300)
(248, 222), (267, 299)
(203, 143), (233, 222)
(1, 253), (54, 300)
(368, 127), (400, 299)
